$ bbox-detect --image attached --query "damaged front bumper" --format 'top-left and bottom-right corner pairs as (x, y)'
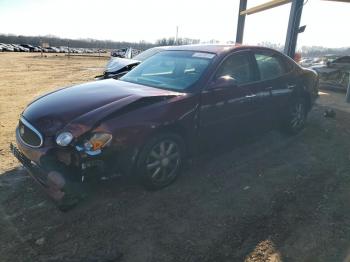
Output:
(10, 143), (87, 209)
(10, 143), (66, 200)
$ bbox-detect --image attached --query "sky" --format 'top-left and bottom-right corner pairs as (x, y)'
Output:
(0, 0), (349, 48)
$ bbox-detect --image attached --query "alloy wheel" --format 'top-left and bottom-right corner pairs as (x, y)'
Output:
(290, 101), (306, 129)
(145, 140), (181, 184)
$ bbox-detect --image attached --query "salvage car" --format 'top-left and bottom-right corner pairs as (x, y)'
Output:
(96, 46), (167, 80)
(313, 55), (350, 91)
(110, 47), (142, 58)
(10, 45), (319, 209)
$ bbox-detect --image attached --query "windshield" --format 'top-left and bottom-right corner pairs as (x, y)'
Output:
(120, 51), (214, 91)
(133, 47), (164, 61)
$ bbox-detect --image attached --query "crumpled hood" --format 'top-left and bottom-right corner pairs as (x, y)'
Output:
(105, 57), (140, 73)
(22, 79), (180, 136)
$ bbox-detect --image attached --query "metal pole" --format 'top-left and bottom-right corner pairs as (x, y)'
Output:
(346, 71), (350, 103)
(284, 0), (304, 58)
(68, 40), (70, 58)
(175, 26), (179, 45)
(40, 38), (43, 57)
(236, 0), (247, 44)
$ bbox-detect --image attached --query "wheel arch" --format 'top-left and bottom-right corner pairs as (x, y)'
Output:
(151, 123), (189, 154)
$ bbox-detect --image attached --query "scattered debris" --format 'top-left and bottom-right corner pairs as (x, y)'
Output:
(313, 56), (350, 92)
(324, 109), (336, 118)
(35, 237), (45, 246)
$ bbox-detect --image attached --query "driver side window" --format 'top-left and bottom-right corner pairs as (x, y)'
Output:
(215, 52), (255, 85)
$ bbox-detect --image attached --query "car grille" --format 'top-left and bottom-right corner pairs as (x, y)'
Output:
(18, 117), (43, 148)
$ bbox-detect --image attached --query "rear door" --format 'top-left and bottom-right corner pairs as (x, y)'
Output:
(252, 50), (297, 123)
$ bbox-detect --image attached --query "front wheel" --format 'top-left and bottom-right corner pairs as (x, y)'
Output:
(281, 97), (307, 135)
(137, 133), (185, 190)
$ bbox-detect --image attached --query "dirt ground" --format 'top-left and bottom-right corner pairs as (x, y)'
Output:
(1, 53), (350, 262)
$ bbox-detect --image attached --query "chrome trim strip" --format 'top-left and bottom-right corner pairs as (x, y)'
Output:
(18, 116), (44, 148)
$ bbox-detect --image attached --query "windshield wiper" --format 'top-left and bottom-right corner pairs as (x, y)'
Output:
(138, 77), (167, 86)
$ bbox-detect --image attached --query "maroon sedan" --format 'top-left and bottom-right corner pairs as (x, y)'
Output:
(11, 45), (318, 209)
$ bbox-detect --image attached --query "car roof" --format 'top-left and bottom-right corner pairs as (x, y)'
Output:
(164, 44), (274, 55)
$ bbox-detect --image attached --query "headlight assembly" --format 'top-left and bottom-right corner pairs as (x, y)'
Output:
(56, 132), (73, 146)
(83, 133), (112, 152)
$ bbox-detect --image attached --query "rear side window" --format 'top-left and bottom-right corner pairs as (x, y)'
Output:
(215, 52), (256, 85)
(255, 53), (287, 80)
(333, 56), (350, 64)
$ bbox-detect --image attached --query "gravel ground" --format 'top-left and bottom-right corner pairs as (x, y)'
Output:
(1, 104), (350, 262)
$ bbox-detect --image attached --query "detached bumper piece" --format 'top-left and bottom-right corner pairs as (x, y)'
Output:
(10, 143), (84, 211)
(10, 143), (47, 185)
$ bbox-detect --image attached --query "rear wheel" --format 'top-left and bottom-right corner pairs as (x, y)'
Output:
(137, 133), (185, 190)
(281, 97), (307, 135)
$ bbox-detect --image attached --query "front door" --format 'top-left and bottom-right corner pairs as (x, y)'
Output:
(199, 50), (265, 144)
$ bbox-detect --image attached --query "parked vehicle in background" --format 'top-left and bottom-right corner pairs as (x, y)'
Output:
(111, 47), (142, 58)
(327, 56), (350, 69)
(9, 44), (20, 52)
(299, 58), (314, 68)
(41, 47), (49, 53)
(0, 43), (106, 54)
(96, 46), (168, 80)
(20, 44), (36, 52)
(10, 45), (318, 209)
(313, 55), (350, 91)
(46, 47), (60, 53)
(12, 44), (27, 52)
(111, 48), (127, 57)
(0, 43), (14, 51)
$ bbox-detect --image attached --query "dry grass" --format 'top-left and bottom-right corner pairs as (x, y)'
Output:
(0, 52), (108, 173)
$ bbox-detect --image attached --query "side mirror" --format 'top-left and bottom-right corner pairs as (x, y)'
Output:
(326, 61), (331, 67)
(210, 75), (238, 89)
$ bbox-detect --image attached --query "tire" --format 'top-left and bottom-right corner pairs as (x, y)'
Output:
(136, 133), (185, 190)
(281, 97), (307, 135)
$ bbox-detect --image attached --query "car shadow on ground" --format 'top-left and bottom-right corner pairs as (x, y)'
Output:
(1, 105), (350, 262)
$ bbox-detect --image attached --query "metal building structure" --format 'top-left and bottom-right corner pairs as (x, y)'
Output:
(235, 0), (350, 59)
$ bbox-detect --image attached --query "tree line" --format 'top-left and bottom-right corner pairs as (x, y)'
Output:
(1, 34), (348, 56)
(0, 34), (156, 50)
(0, 34), (200, 50)
(258, 41), (350, 57)
(155, 37), (200, 46)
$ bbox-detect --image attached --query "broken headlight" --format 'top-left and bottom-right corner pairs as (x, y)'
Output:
(78, 133), (112, 155)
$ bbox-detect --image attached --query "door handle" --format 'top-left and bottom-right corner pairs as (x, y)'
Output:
(238, 94), (256, 104)
(266, 86), (273, 91)
(244, 94), (257, 103)
(287, 84), (296, 89)
(245, 94), (257, 99)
